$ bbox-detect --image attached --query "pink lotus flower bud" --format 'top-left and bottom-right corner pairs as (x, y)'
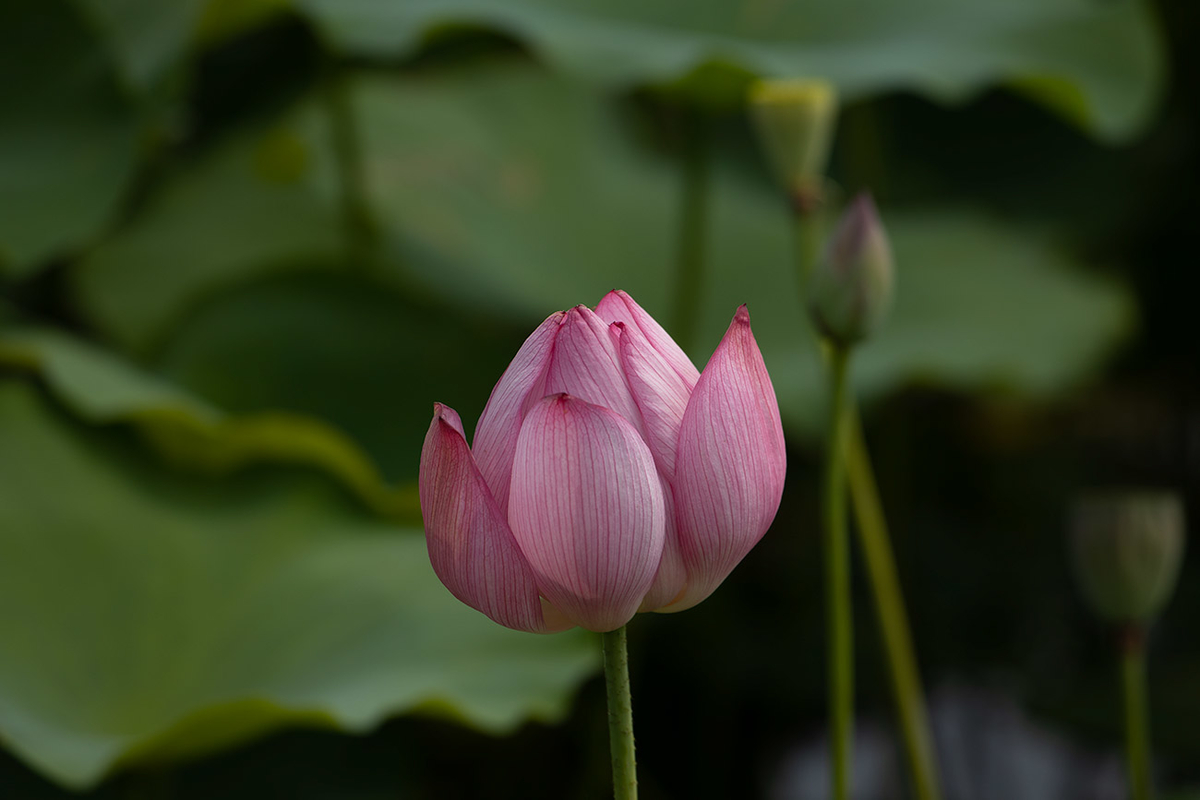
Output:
(419, 291), (787, 632)
(809, 193), (894, 345)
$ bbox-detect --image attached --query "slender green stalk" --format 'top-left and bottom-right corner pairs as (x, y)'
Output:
(823, 345), (854, 800)
(795, 210), (941, 800)
(1121, 627), (1153, 800)
(321, 53), (376, 266)
(844, 415), (942, 800)
(793, 206), (824, 287)
(670, 109), (709, 353)
(602, 626), (638, 800)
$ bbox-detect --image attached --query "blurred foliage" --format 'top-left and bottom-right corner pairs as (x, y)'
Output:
(296, 0), (1162, 139)
(0, 0), (1193, 795)
(0, 0), (140, 273)
(72, 65), (1134, 435)
(0, 383), (595, 789)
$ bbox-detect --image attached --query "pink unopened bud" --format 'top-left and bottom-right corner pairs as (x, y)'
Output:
(808, 193), (894, 345)
(419, 291), (787, 632)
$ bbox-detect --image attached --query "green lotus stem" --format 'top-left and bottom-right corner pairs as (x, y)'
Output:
(321, 53), (376, 265)
(602, 626), (638, 800)
(795, 211), (941, 800)
(670, 109), (709, 353)
(823, 345), (854, 800)
(1121, 627), (1153, 800)
(845, 414), (943, 800)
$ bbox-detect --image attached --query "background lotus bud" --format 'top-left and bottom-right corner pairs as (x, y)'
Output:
(419, 290), (787, 633)
(808, 193), (894, 345)
(748, 78), (837, 209)
(1070, 490), (1186, 624)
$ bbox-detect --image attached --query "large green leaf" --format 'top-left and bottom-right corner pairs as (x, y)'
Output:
(0, 382), (598, 789)
(353, 67), (1133, 432)
(4, 263), (532, 498)
(73, 0), (207, 91)
(0, 0), (140, 275)
(72, 66), (1133, 437)
(151, 271), (532, 484)
(0, 325), (411, 517)
(296, 0), (1163, 140)
(72, 114), (346, 352)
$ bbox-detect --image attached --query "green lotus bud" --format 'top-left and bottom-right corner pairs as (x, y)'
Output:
(1070, 491), (1185, 624)
(748, 78), (837, 208)
(807, 193), (893, 345)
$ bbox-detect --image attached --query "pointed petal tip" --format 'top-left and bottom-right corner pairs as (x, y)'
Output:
(562, 304), (604, 329)
(852, 190), (878, 210)
(846, 192), (881, 229)
(734, 304), (751, 323)
(431, 403), (465, 437)
(595, 289), (635, 319)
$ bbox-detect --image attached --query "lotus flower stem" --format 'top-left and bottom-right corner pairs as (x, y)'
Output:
(795, 206), (941, 800)
(1120, 626), (1153, 800)
(845, 413), (942, 800)
(823, 344), (854, 800)
(670, 110), (710, 353)
(602, 626), (638, 800)
(320, 50), (376, 265)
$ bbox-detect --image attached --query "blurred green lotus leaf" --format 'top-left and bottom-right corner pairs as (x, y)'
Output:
(0, 326), (410, 518)
(197, 0), (294, 46)
(295, 0), (1163, 140)
(355, 67), (1134, 433)
(73, 66), (1133, 437)
(0, 0), (140, 275)
(5, 264), (532, 493)
(151, 271), (532, 484)
(73, 0), (207, 91)
(0, 382), (598, 790)
(72, 112), (346, 353)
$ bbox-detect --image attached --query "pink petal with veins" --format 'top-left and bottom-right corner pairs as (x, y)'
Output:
(420, 403), (571, 633)
(596, 290), (699, 388)
(668, 306), (787, 611)
(507, 394), (665, 632)
(542, 306), (644, 436)
(472, 312), (564, 516)
(615, 320), (692, 480)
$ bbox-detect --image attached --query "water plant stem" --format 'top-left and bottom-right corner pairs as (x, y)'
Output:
(845, 414), (942, 800)
(670, 109), (709, 353)
(824, 345), (854, 800)
(795, 209), (941, 800)
(602, 626), (638, 800)
(321, 53), (376, 266)
(1121, 626), (1153, 800)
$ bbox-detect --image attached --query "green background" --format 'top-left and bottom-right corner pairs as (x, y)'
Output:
(0, 0), (1197, 796)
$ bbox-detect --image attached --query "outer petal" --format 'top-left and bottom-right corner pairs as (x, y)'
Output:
(667, 306), (787, 612)
(542, 306), (644, 436)
(473, 311), (565, 516)
(508, 394), (665, 632)
(596, 290), (700, 387)
(420, 403), (570, 633)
